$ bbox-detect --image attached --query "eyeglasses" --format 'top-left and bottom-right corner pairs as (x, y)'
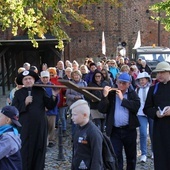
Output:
(95, 75), (101, 78)
(50, 75), (54, 77)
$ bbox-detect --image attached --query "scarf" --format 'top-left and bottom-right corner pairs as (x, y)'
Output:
(0, 124), (18, 135)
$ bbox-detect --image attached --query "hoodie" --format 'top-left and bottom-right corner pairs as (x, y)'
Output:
(135, 72), (152, 116)
(0, 129), (22, 170)
(88, 70), (109, 109)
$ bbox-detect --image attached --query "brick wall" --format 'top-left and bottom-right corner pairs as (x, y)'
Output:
(64, 0), (170, 64)
(1, 0), (169, 64)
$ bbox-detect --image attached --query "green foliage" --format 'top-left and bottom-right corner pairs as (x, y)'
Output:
(0, 0), (120, 49)
(150, 1), (170, 32)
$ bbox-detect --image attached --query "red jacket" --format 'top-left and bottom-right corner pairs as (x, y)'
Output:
(50, 77), (67, 108)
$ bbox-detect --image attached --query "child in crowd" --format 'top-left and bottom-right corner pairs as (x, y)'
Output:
(70, 99), (103, 170)
(135, 72), (153, 162)
(0, 105), (22, 169)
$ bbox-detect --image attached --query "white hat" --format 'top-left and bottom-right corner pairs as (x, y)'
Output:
(70, 99), (88, 110)
(40, 71), (50, 77)
(152, 61), (170, 73)
(136, 72), (150, 80)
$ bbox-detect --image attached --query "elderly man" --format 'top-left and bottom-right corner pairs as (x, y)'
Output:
(98, 72), (140, 170)
(144, 61), (170, 170)
(12, 70), (59, 170)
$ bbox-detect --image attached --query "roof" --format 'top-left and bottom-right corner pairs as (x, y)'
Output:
(135, 46), (170, 53)
(0, 35), (67, 46)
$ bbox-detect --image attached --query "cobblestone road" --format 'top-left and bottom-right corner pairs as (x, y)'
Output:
(45, 124), (154, 170)
(0, 92), (154, 170)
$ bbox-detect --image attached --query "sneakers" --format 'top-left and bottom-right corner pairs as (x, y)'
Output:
(140, 155), (147, 163)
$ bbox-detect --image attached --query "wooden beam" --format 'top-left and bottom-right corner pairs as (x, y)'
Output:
(33, 83), (117, 91)
(34, 80), (117, 102)
(58, 80), (101, 102)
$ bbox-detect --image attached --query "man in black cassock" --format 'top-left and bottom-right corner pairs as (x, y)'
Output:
(12, 70), (59, 170)
(144, 61), (170, 170)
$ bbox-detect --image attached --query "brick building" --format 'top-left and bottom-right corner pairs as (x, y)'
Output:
(64, 0), (170, 64)
(0, 0), (169, 65)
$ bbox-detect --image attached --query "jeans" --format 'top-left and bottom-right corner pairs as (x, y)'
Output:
(59, 106), (67, 131)
(110, 127), (137, 170)
(138, 115), (153, 155)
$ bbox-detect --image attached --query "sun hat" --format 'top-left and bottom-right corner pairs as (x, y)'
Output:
(16, 70), (40, 85)
(152, 61), (170, 73)
(118, 72), (131, 82)
(136, 72), (150, 80)
(1, 106), (21, 127)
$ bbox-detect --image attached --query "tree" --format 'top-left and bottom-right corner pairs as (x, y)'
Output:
(0, 0), (120, 49)
(150, 1), (170, 32)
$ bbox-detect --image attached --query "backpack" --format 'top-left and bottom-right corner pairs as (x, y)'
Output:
(102, 133), (118, 170)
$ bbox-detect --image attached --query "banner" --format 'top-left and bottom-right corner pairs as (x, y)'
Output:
(133, 30), (141, 49)
(102, 31), (106, 55)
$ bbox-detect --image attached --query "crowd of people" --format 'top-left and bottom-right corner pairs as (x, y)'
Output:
(1, 55), (170, 170)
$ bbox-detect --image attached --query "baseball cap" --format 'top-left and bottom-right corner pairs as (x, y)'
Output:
(1, 106), (21, 127)
(40, 71), (50, 78)
(118, 72), (131, 82)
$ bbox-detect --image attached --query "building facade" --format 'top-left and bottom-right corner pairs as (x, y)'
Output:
(64, 0), (170, 64)
(0, 0), (169, 65)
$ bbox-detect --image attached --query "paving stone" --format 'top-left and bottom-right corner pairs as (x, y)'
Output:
(0, 93), (154, 170)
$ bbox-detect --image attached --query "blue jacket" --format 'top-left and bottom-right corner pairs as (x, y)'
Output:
(44, 83), (59, 116)
(0, 127), (22, 170)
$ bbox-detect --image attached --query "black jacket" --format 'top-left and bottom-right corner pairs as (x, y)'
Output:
(88, 70), (109, 109)
(72, 121), (103, 170)
(98, 88), (140, 136)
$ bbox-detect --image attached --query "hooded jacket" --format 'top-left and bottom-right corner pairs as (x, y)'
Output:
(0, 128), (22, 170)
(88, 70), (109, 109)
(135, 72), (152, 116)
